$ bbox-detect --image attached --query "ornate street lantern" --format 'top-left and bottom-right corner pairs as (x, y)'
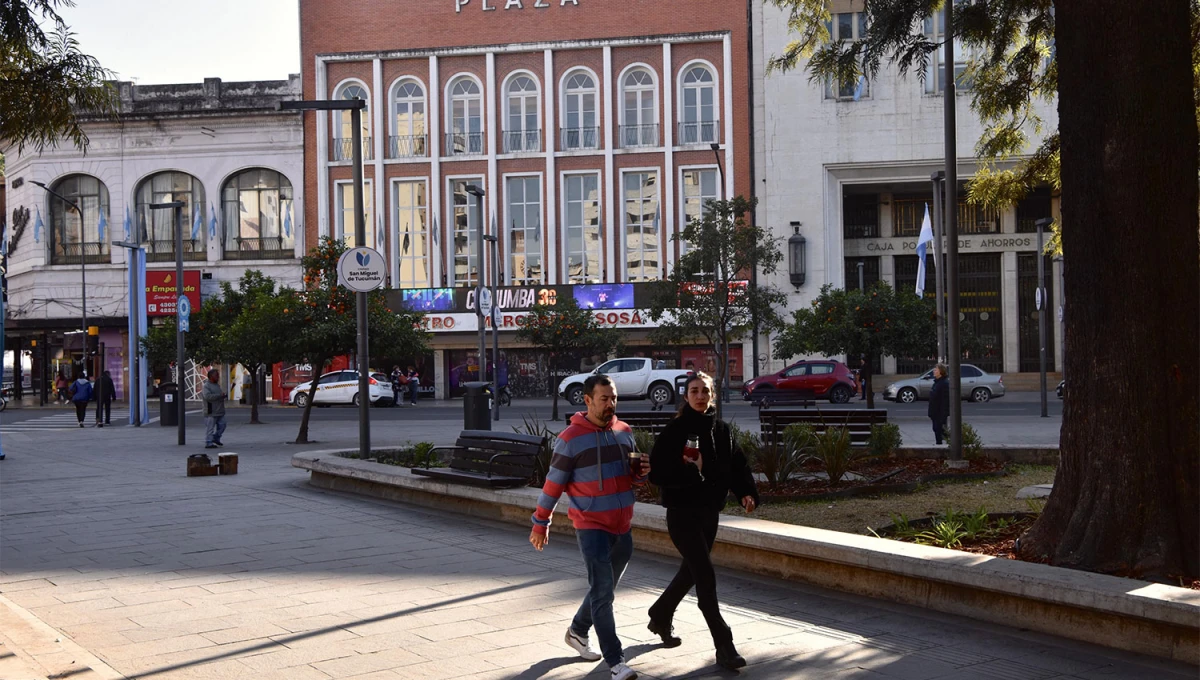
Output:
(788, 222), (806, 288)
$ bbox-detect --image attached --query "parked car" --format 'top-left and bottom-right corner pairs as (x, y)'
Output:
(558, 357), (691, 406)
(289, 370), (393, 408)
(882, 364), (1006, 404)
(741, 359), (858, 404)
(1056, 380), (1065, 399)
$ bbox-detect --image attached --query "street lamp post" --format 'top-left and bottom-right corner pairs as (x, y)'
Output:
(32, 182), (89, 376)
(942, 0), (965, 462)
(930, 171), (948, 363)
(1035, 217), (1052, 418)
(465, 185), (486, 391)
(484, 233), (500, 422)
(149, 201), (186, 444)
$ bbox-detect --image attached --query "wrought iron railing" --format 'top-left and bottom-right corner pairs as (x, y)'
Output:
(620, 123), (659, 148)
(332, 137), (374, 161)
(444, 132), (485, 156)
(560, 127), (600, 150)
(51, 242), (110, 265)
(224, 236), (294, 260)
(145, 239), (206, 263)
(677, 121), (718, 145)
(503, 129), (542, 153)
(388, 134), (428, 158)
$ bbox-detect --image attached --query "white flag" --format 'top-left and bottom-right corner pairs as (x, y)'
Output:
(915, 204), (933, 297)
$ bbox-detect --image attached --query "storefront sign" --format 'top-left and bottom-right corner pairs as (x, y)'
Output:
(146, 270), (201, 317)
(392, 282), (645, 315)
(848, 235), (1036, 256)
(455, 0), (579, 13)
(417, 309), (659, 333)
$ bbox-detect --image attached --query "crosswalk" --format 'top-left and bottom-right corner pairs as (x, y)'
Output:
(1, 408), (130, 432)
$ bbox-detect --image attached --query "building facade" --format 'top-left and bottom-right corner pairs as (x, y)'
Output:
(299, 0), (754, 398)
(1, 76), (304, 400)
(751, 1), (1064, 379)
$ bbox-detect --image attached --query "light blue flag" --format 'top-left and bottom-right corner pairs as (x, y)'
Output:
(123, 205), (132, 242)
(915, 204), (934, 297)
(283, 209), (292, 238)
(34, 208), (43, 244)
(97, 209), (107, 243)
(191, 205), (202, 241)
(208, 203), (218, 241)
(853, 75), (866, 102)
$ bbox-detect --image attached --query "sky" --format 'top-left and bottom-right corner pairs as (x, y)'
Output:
(57, 0), (300, 85)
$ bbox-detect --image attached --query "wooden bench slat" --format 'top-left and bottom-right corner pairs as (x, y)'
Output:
(453, 438), (544, 457)
(411, 467), (528, 488)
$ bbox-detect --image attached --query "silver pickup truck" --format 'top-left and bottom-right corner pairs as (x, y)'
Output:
(558, 357), (691, 406)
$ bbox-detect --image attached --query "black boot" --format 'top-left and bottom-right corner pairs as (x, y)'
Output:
(647, 619), (682, 648)
(715, 641), (746, 670)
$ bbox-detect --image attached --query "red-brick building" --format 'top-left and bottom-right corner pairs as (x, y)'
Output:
(299, 0), (753, 398)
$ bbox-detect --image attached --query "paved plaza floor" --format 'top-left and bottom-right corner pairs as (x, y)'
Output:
(0, 417), (1192, 679)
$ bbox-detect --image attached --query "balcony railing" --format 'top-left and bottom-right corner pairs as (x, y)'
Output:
(332, 137), (374, 161)
(560, 127), (600, 150)
(503, 129), (542, 153)
(445, 131), (485, 156)
(51, 242), (110, 265)
(224, 236), (294, 260)
(677, 121), (719, 145)
(620, 123), (659, 148)
(145, 239), (206, 263)
(389, 134), (428, 158)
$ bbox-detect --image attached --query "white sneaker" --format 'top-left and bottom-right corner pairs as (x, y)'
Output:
(610, 662), (638, 680)
(564, 628), (601, 662)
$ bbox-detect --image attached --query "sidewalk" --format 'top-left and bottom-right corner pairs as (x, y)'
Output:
(0, 421), (1189, 679)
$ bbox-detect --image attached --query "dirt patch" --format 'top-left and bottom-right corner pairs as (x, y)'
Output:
(757, 457), (1007, 497)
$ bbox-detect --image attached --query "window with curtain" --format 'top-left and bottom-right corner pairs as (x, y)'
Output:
(824, 12), (871, 99)
(451, 177), (484, 286)
(222, 168), (294, 260)
(447, 77), (483, 155)
(562, 71), (598, 150)
(49, 174), (110, 265)
(680, 66), (717, 144)
(135, 171), (206, 262)
(504, 75), (540, 153)
(336, 180), (374, 249)
(332, 82), (372, 161)
(621, 69), (658, 147)
(623, 171), (660, 282)
(390, 80), (427, 157)
(506, 176), (542, 284)
(564, 173), (602, 283)
(394, 180), (428, 288)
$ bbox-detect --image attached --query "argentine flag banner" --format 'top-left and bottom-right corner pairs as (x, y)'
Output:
(915, 204), (934, 297)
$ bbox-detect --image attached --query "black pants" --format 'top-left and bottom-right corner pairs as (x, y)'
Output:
(933, 418), (947, 444)
(648, 507), (732, 645)
(74, 401), (89, 423)
(96, 399), (111, 424)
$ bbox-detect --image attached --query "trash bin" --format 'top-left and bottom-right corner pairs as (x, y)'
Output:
(159, 382), (179, 427)
(463, 381), (493, 431)
(675, 374), (693, 399)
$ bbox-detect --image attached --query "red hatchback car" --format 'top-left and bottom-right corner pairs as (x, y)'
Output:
(742, 359), (859, 403)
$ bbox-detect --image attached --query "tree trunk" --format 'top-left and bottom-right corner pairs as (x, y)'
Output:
(863, 361), (875, 410)
(715, 335), (728, 421)
(295, 356), (327, 444)
(1017, 0), (1199, 579)
(248, 365), (262, 425)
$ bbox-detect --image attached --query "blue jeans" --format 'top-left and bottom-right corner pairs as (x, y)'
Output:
(205, 415), (227, 445)
(571, 529), (633, 667)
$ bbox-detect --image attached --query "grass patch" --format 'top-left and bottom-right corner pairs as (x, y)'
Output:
(732, 464), (1056, 535)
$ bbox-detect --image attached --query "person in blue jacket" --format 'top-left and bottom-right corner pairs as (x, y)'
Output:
(928, 363), (951, 444)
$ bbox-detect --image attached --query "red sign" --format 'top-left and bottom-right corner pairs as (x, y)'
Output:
(146, 270), (201, 317)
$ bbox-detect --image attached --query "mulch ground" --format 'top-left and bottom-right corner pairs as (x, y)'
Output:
(756, 457), (1006, 497)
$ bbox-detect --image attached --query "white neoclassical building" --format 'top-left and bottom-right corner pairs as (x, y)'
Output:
(1, 76), (304, 400)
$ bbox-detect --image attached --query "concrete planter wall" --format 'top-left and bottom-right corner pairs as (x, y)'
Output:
(292, 449), (1198, 664)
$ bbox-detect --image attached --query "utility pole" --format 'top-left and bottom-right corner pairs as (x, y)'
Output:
(942, 0), (964, 463)
(931, 171), (947, 362)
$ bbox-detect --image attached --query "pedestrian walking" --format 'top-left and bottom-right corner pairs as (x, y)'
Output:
(55, 373), (70, 404)
(202, 369), (227, 449)
(68, 373), (93, 427)
(646, 371), (758, 670)
(929, 363), (950, 444)
(406, 365), (420, 405)
(529, 374), (649, 680)
(390, 365), (405, 406)
(95, 370), (116, 427)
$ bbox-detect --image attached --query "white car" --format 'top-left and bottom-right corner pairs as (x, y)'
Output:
(290, 370), (393, 408)
(558, 357), (691, 406)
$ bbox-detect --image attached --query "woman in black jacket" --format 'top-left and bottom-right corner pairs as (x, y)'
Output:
(928, 363), (950, 444)
(647, 371), (759, 670)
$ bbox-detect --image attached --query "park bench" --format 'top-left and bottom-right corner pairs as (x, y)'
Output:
(750, 388), (818, 409)
(759, 408), (888, 448)
(619, 411), (676, 435)
(411, 430), (547, 488)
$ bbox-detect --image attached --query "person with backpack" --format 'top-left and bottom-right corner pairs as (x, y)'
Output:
(95, 370), (117, 427)
(69, 373), (94, 427)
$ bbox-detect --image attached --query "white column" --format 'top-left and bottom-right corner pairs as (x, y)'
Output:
(316, 57), (330, 240)
(722, 33), (735, 200)
(429, 56), (443, 286)
(603, 46), (616, 283)
(662, 42), (676, 274)
(373, 58), (386, 257)
(544, 49), (558, 284)
(1002, 250), (1020, 374)
(486, 52), (499, 284)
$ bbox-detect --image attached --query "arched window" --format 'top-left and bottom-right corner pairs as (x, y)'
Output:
(135, 171), (205, 262)
(222, 168), (294, 260)
(561, 70), (598, 150)
(390, 79), (427, 157)
(446, 76), (483, 155)
(332, 81), (372, 161)
(48, 174), (110, 265)
(620, 68), (658, 147)
(679, 65), (717, 144)
(504, 74), (540, 153)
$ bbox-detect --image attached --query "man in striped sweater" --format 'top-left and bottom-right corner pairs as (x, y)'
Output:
(530, 374), (650, 680)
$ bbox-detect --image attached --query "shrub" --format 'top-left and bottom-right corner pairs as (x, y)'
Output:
(729, 422), (762, 463)
(960, 422), (984, 460)
(514, 415), (556, 485)
(757, 441), (807, 487)
(914, 520), (967, 549)
(809, 425), (865, 485)
(868, 422), (903, 458)
(410, 441), (438, 468)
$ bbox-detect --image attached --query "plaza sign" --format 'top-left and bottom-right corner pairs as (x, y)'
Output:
(417, 309), (659, 333)
(456, 0), (580, 12)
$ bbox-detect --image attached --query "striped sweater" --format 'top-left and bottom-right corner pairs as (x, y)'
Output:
(531, 412), (643, 536)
